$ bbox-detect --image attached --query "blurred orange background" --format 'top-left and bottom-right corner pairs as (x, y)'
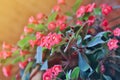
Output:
(0, 0), (120, 80)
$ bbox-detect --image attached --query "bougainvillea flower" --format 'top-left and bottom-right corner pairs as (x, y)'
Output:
(19, 61), (28, 69)
(113, 28), (120, 37)
(20, 35), (25, 40)
(1, 51), (12, 59)
(24, 26), (34, 34)
(20, 50), (29, 56)
(43, 69), (52, 80)
(87, 16), (95, 26)
(2, 65), (12, 77)
(100, 64), (105, 74)
(39, 33), (62, 49)
(36, 32), (43, 40)
(2, 42), (12, 50)
(36, 13), (45, 20)
(107, 39), (119, 50)
(57, 0), (66, 5)
(53, 5), (61, 12)
(51, 65), (62, 76)
(101, 19), (108, 27)
(56, 15), (67, 26)
(76, 6), (86, 18)
(86, 3), (96, 13)
(59, 23), (67, 31)
(29, 40), (37, 48)
(101, 4), (112, 15)
(48, 22), (57, 31)
(28, 16), (39, 24)
(76, 20), (83, 26)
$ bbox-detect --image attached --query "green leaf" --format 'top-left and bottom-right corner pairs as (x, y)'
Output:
(81, 13), (90, 21)
(72, 0), (82, 12)
(35, 24), (46, 31)
(78, 53), (90, 72)
(66, 70), (72, 80)
(48, 12), (57, 23)
(12, 56), (25, 64)
(12, 76), (16, 80)
(76, 35), (82, 47)
(87, 32), (110, 47)
(24, 61), (34, 73)
(95, 64), (100, 73)
(17, 36), (35, 49)
(35, 46), (43, 64)
(65, 11), (73, 16)
(103, 74), (112, 80)
(12, 50), (19, 56)
(92, 45), (109, 60)
(71, 67), (80, 79)
(87, 36), (104, 47)
(27, 24), (35, 28)
(78, 53), (93, 78)
(94, 8), (101, 15)
(41, 60), (48, 70)
(84, 35), (92, 40)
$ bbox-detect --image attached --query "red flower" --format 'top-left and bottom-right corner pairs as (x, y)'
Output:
(20, 35), (25, 40)
(48, 22), (57, 31)
(60, 23), (67, 31)
(36, 32), (43, 40)
(1, 51), (12, 59)
(36, 13), (45, 20)
(56, 15), (67, 26)
(76, 6), (86, 18)
(107, 39), (119, 50)
(76, 20), (83, 26)
(53, 5), (61, 12)
(86, 3), (96, 13)
(101, 4), (112, 15)
(87, 16), (95, 26)
(51, 33), (62, 44)
(57, 0), (65, 5)
(29, 40), (36, 48)
(20, 50), (29, 56)
(39, 33), (62, 49)
(24, 26), (34, 34)
(28, 16), (38, 24)
(2, 65), (12, 77)
(19, 61), (28, 69)
(52, 65), (62, 76)
(43, 69), (52, 80)
(100, 64), (105, 74)
(101, 19), (108, 27)
(113, 28), (120, 37)
(2, 42), (12, 50)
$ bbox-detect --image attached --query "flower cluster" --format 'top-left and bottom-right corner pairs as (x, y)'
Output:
(43, 65), (62, 80)
(28, 13), (45, 24)
(48, 15), (67, 31)
(30, 32), (62, 49)
(76, 3), (96, 18)
(101, 4), (112, 15)
(107, 27), (120, 50)
(0, 42), (13, 59)
(113, 28), (120, 36)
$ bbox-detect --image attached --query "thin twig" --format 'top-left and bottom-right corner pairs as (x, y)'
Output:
(109, 16), (120, 23)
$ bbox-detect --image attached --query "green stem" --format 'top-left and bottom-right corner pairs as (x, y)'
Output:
(76, 22), (88, 38)
(64, 36), (75, 53)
